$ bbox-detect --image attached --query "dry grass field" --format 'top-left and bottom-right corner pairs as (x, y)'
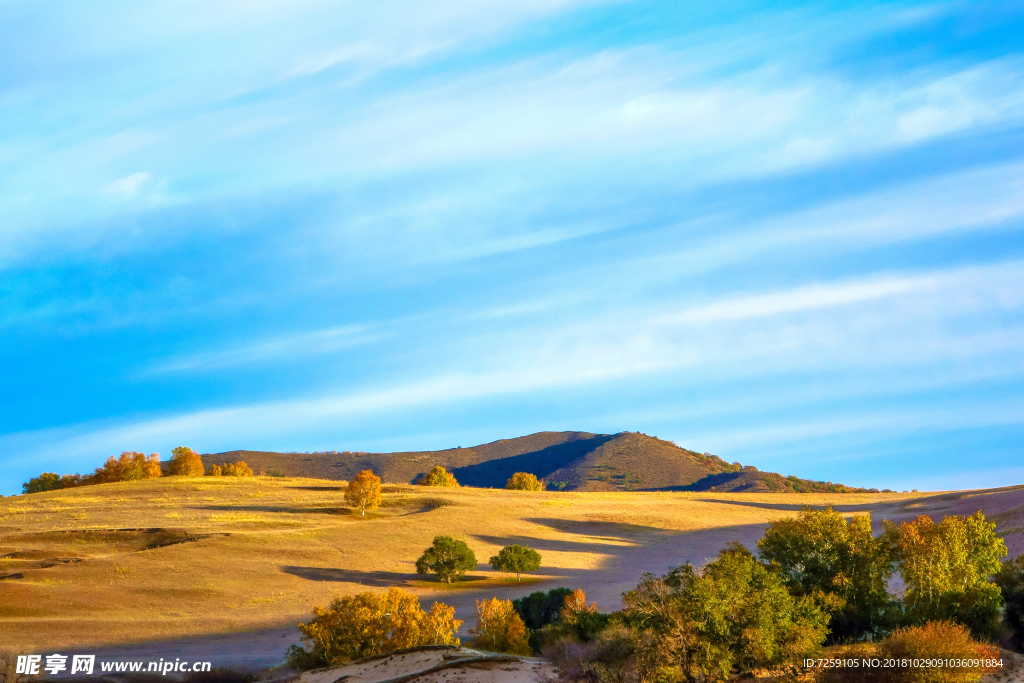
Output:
(2, 476), (1023, 665)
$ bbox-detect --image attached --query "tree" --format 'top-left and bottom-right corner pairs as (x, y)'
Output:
(221, 461), (253, 477)
(490, 544), (541, 582)
(560, 588), (598, 624)
(415, 535), (477, 583)
(885, 511), (1006, 640)
(345, 469), (382, 516)
(421, 465), (459, 487)
(512, 588), (573, 630)
(757, 506), (899, 640)
(622, 543), (832, 682)
(94, 452), (161, 483)
(469, 597), (532, 655)
(23, 472), (65, 494)
(994, 555), (1024, 649)
(506, 472), (543, 491)
(168, 446), (205, 477)
(285, 588), (461, 670)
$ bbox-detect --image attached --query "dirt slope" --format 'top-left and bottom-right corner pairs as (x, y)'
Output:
(205, 431), (871, 492)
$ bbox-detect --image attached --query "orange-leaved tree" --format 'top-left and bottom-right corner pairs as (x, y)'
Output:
(469, 597), (532, 655)
(94, 451), (162, 483)
(286, 587), (461, 670)
(345, 469), (382, 516)
(505, 472), (543, 491)
(421, 465), (460, 487)
(559, 588), (598, 624)
(168, 446), (205, 477)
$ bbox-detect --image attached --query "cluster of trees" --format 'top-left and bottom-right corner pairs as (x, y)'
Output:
(541, 507), (1013, 682)
(22, 447), (255, 493)
(285, 587), (462, 669)
(285, 586), (596, 670)
(414, 535), (543, 583)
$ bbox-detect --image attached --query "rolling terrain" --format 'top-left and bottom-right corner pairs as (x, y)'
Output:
(3, 475), (1023, 666)
(207, 431), (878, 493)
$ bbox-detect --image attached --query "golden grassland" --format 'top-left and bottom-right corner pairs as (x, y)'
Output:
(0, 476), (1000, 651)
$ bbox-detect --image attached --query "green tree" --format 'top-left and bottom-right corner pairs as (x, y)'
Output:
(622, 543), (832, 682)
(168, 446), (205, 477)
(512, 588), (573, 630)
(490, 544), (541, 582)
(344, 469), (382, 516)
(757, 506), (900, 640)
(285, 588), (461, 670)
(415, 535), (477, 583)
(885, 511), (1006, 640)
(506, 472), (543, 491)
(421, 465), (459, 487)
(22, 472), (65, 494)
(994, 555), (1024, 649)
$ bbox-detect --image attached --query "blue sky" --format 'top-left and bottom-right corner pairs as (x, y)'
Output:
(2, 0), (1023, 495)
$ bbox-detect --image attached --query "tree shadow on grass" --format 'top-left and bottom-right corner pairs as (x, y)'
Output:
(280, 566), (417, 586)
(694, 499), (898, 513)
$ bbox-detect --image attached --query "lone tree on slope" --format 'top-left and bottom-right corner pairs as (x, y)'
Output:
(505, 472), (542, 491)
(490, 544), (541, 582)
(168, 446), (205, 477)
(345, 469), (382, 516)
(416, 535), (477, 583)
(421, 465), (460, 487)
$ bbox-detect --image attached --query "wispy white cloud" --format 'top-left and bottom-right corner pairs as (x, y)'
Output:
(141, 324), (381, 375)
(106, 171), (151, 198)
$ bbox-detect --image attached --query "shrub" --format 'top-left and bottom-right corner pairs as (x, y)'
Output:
(285, 588), (461, 670)
(875, 621), (1000, 683)
(421, 465), (459, 487)
(344, 469), (382, 516)
(542, 624), (646, 683)
(506, 472), (543, 491)
(490, 544), (541, 582)
(94, 452), (162, 483)
(415, 535), (477, 583)
(22, 472), (65, 494)
(168, 447), (205, 477)
(469, 597), (532, 655)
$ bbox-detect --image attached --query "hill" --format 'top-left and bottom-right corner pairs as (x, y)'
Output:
(206, 431), (880, 493)
(3, 475), (1022, 658)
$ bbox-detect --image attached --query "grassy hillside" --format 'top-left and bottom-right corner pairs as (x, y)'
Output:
(207, 431), (878, 493)
(0, 475), (953, 653)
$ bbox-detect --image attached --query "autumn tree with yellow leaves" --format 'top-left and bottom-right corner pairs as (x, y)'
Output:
(168, 446), (205, 477)
(286, 588), (461, 670)
(505, 472), (543, 491)
(421, 465), (459, 487)
(469, 597), (532, 655)
(345, 469), (382, 516)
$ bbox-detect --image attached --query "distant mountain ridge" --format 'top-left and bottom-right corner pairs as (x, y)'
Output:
(205, 431), (882, 493)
